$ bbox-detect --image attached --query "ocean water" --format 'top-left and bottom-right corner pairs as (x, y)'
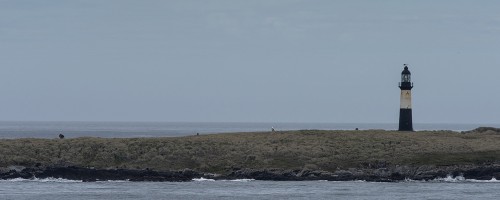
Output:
(1, 177), (499, 200)
(1, 121), (499, 139)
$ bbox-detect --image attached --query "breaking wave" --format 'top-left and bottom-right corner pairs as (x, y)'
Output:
(225, 179), (255, 182)
(433, 175), (466, 182)
(192, 177), (216, 182)
(100, 180), (130, 182)
(405, 175), (500, 183)
(192, 178), (255, 182)
(467, 177), (500, 183)
(1, 177), (82, 183)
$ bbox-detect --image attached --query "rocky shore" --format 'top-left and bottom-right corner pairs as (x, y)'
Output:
(0, 166), (200, 182)
(2, 164), (500, 182)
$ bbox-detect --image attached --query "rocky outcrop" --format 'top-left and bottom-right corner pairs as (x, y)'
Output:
(223, 165), (500, 181)
(2, 164), (500, 182)
(0, 166), (201, 182)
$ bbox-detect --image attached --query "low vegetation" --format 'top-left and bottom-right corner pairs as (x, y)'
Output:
(1, 128), (500, 173)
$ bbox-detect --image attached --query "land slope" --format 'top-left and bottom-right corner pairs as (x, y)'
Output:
(2, 128), (500, 181)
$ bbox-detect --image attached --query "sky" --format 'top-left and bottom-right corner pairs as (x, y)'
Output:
(1, 0), (499, 123)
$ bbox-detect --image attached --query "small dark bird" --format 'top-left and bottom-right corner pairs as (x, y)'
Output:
(59, 134), (65, 139)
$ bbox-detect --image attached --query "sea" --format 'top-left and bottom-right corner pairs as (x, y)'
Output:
(1, 121), (500, 199)
(0, 121), (498, 139)
(1, 177), (500, 200)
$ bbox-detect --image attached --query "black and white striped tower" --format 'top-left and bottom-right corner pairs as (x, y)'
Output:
(398, 64), (414, 131)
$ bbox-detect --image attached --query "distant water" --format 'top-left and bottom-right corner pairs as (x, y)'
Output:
(0, 121), (499, 139)
(1, 177), (500, 200)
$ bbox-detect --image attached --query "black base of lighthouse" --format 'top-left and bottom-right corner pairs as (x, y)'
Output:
(399, 109), (413, 131)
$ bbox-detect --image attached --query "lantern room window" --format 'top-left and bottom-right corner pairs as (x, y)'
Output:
(402, 74), (411, 82)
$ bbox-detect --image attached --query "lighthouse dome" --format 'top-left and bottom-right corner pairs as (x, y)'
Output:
(402, 66), (411, 74)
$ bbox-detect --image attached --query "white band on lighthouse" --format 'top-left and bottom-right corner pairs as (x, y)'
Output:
(400, 90), (412, 109)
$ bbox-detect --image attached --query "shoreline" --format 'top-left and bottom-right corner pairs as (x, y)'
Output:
(2, 164), (500, 182)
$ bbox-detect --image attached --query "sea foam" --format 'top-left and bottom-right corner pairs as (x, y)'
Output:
(192, 177), (216, 182)
(225, 179), (255, 182)
(434, 175), (500, 183)
(192, 178), (255, 182)
(403, 175), (500, 183)
(1, 177), (82, 183)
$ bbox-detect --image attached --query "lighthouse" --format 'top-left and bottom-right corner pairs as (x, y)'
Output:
(398, 64), (414, 131)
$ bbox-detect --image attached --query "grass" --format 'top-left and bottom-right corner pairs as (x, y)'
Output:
(1, 129), (500, 173)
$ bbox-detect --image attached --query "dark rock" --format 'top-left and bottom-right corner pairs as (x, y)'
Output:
(462, 165), (500, 180)
(1, 166), (202, 182)
(3, 164), (500, 182)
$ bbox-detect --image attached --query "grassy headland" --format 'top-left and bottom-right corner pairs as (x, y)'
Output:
(1, 128), (500, 174)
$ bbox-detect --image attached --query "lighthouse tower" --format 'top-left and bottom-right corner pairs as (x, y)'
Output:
(398, 64), (414, 131)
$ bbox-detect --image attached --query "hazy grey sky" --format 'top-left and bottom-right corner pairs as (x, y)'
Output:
(1, 0), (499, 123)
